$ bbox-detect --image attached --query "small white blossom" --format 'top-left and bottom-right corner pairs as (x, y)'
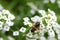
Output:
(8, 14), (15, 20)
(43, 0), (49, 3)
(31, 16), (41, 22)
(50, 0), (56, 3)
(58, 35), (60, 40)
(57, 0), (60, 8)
(2, 9), (15, 20)
(48, 37), (56, 40)
(23, 21), (30, 25)
(48, 9), (55, 15)
(0, 21), (3, 27)
(0, 26), (3, 30)
(2, 16), (7, 20)
(38, 10), (46, 17)
(19, 27), (26, 33)
(48, 9), (57, 21)
(27, 2), (38, 10)
(3, 26), (10, 31)
(40, 36), (46, 40)
(8, 36), (14, 40)
(0, 14), (2, 19)
(6, 20), (14, 26)
(26, 32), (33, 38)
(13, 31), (19, 36)
(39, 29), (45, 36)
(30, 9), (35, 15)
(23, 21), (33, 27)
(46, 24), (52, 30)
(23, 17), (29, 22)
(0, 37), (3, 40)
(0, 5), (3, 10)
(2, 9), (10, 14)
(48, 29), (55, 37)
(28, 22), (33, 27)
(33, 34), (39, 39)
(0, 11), (2, 14)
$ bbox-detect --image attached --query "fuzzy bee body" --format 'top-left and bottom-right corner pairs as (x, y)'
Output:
(31, 22), (40, 32)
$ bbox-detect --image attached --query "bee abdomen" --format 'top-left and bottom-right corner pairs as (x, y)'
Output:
(31, 28), (36, 32)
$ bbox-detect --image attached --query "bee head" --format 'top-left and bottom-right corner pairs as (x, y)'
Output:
(35, 22), (40, 27)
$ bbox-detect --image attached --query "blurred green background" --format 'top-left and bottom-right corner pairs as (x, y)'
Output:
(0, 0), (60, 40)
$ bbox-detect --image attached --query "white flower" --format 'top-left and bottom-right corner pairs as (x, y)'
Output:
(30, 9), (35, 15)
(48, 14), (57, 21)
(23, 21), (33, 27)
(57, 0), (60, 8)
(53, 23), (60, 28)
(8, 36), (14, 40)
(0, 21), (3, 27)
(57, 32), (60, 37)
(48, 29), (55, 37)
(46, 24), (52, 30)
(0, 37), (3, 40)
(40, 23), (46, 29)
(0, 5), (15, 32)
(23, 17), (29, 22)
(0, 14), (2, 19)
(48, 9), (56, 17)
(58, 35), (60, 40)
(40, 36), (46, 40)
(54, 28), (60, 34)
(8, 14), (15, 20)
(50, 0), (56, 3)
(43, 0), (49, 3)
(6, 20), (14, 26)
(27, 2), (38, 10)
(0, 4), (3, 10)
(48, 9), (56, 20)
(23, 21), (30, 25)
(2, 16), (7, 20)
(2, 9), (10, 14)
(0, 26), (3, 30)
(13, 31), (19, 36)
(38, 10), (46, 17)
(2, 9), (15, 20)
(48, 37), (56, 40)
(28, 22), (33, 27)
(26, 32), (33, 38)
(48, 9), (55, 14)
(19, 27), (26, 33)
(39, 29), (45, 36)
(0, 11), (2, 14)
(31, 16), (41, 22)
(3, 26), (10, 31)
(33, 34), (39, 39)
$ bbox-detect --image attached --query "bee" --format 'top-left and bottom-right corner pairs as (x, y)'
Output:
(31, 22), (40, 33)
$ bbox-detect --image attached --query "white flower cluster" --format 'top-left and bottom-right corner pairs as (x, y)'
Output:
(43, 0), (60, 8)
(43, 0), (56, 4)
(0, 4), (27, 37)
(0, 5), (15, 32)
(23, 9), (60, 40)
(13, 27), (26, 36)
